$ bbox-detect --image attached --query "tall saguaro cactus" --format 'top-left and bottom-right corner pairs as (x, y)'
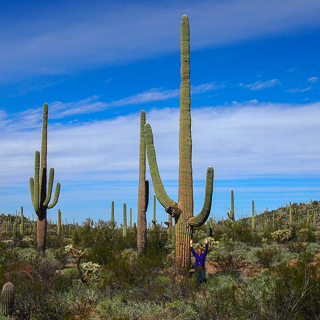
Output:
(30, 103), (61, 256)
(137, 110), (149, 255)
(144, 15), (214, 272)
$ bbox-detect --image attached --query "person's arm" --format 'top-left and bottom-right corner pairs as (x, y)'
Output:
(190, 239), (196, 257)
(204, 238), (209, 255)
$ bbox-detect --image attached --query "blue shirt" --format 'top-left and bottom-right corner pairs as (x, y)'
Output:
(191, 244), (208, 269)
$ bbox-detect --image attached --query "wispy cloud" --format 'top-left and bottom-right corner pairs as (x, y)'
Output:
(1, 0), (320, 82)
(286, 86), (313, 93)
(240, 79), (280, 91)
(48, 82), (222, 118)
(308, 77), (318, 83)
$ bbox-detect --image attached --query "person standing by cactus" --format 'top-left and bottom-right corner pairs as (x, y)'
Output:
(190, 238), (208, 284)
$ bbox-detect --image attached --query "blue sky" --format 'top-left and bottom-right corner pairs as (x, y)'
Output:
(0, 0), (319, 225)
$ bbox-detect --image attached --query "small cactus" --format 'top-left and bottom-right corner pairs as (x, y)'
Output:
(1, 282), (15, 316)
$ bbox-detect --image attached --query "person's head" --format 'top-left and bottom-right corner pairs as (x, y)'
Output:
(197, 248), (202, 255)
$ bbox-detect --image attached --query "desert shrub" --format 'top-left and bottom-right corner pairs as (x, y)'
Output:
(297, 228), (316, 242)
(255, 246), (280, 267)
(287, 241), (305, 254)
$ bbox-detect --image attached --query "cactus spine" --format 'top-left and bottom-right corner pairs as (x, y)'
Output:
(20, 206), (24, 235)
(137, 110), (149, 254)
(227, 190), (235, 221)
(29, 103), (61, 256)
(1, 282), (14, 316)
(144, 15), (214, 272)
(252, 200), (255, 231)
(123, 203), (127, 237)
(58, 209), (61, 236)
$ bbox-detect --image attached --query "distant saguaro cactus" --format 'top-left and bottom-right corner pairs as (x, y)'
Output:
(252, 200), (255, 231)
(130, 208), (133, 231)
(58, 209), (62, 236)
(1, 282), (14, 316)
(123, 203), (127, 237)
(30, 103), (61, 256)
(227, 190), (235, 221)
(110, 201), (115, 228)
(20, 206), (24, 235)
(144, 15), (214, 272)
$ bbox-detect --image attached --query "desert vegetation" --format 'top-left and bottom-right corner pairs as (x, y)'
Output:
(0, 201), (320, 319)
(0, 13), (319, 320)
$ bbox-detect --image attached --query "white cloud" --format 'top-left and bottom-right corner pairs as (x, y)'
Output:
(308, 77), (318, 83)
(1, 100), (320, 183)
(286, 86), (312, 93)
(1, 100), (320, 221)
(243, 79), (280, 91)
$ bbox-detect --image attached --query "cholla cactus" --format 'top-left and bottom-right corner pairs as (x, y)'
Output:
(81, 262), (101, 280)
(65, 244), (87, 284)
(271, 229), (292, 243)
(2, 240), (14, 247)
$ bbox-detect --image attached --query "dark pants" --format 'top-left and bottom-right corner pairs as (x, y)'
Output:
(195, 266), (206, 284)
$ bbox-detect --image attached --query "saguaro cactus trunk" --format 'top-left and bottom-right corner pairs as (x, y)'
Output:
(144, 15), (214, 273)
(137, 110), (149, 254)
(30, 103), (60, 256)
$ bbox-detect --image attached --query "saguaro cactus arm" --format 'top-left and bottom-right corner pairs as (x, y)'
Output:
(30, 151), (60, 214)
(44, 168), (61, 208)
(144, 123), (177, 210)
(30, 151), (40, 215)
(189, 166), (214, 227)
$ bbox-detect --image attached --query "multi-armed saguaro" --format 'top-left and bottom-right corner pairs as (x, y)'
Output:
(144, 15), (214, 271)
(30, 103), (61, 256)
